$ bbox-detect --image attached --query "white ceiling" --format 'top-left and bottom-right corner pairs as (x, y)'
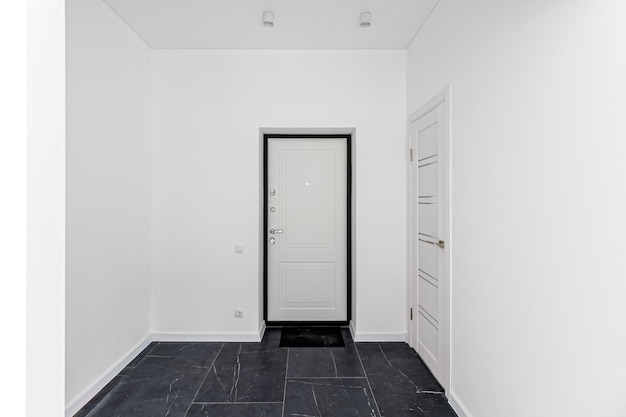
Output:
(102, 0), (439, 49)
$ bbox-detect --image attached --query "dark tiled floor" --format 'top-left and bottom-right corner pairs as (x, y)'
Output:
(75, 328), (457, 417)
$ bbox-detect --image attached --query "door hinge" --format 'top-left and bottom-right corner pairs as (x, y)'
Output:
(410, 148), (414, 162)
(410, 307), (413, 320)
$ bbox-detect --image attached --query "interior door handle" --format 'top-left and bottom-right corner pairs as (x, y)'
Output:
(269, 229), (283, 234)
(419, 238), (445, 249)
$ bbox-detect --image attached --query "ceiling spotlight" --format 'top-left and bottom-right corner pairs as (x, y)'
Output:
(263, 11), (274, 28)
(360, 12), (372, 28)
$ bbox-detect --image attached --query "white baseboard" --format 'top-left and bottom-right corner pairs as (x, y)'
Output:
(449, 390), (473, 417)
(152, 328), (264, 343)
(351, 330), (408, 342)
(65, 333), (153, 417)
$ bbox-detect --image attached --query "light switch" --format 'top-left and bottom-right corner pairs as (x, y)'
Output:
(235, 244), (244, 254)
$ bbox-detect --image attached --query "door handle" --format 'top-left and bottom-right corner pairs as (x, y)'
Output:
(419, 238), (445, 249)
(269, 229), (283, 234)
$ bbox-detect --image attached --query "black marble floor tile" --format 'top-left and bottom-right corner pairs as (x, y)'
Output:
(75, 332), (459, 417)
(127, 342), (158, 368)
(76, 342), (222, 417)
(284, 378), (378, 417)
(186, 403), (283, 417)
(288, 327), (363, 378)
(401, 393), (459, 417)
(195, 342), (288, 403)
(243, 328), (283, 352)
(357, 343), (457, 417)
(357, 343), (444, 392)
(116, 342), (159, 377)
(148, 342), (223, 364)
(288, 346), (364, 378)
(73, 375), (128, 417)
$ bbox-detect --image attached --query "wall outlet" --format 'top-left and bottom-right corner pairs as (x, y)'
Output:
(235, 244), (244, 254)
(234, 308), (244, 318)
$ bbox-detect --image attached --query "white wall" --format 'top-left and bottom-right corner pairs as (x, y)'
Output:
(65, 0), (152, 412)
(407, 1), (626, 416)
(151, 50), (407, 340)
(2, 1), (27, 415)
(27, 0), (66, 415)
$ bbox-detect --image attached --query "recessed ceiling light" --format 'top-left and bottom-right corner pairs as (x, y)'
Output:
(263, 11), (274, 28)
(360, 12), (372, 28)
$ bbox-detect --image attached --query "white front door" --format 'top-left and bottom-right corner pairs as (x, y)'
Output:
(267, 137), (348, 322)
(409, 90), (450, 390)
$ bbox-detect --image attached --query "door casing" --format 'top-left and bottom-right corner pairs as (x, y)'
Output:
(263, 133), (352, 326)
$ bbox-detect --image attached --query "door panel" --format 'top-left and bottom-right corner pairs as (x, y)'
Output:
(418, 162), (438, 197)
(279, 263), (335, 308)
(418, 240), (438, 277)
(418, 276), (438, 322)
(267, 138), (347, 322)
(417, 120), (438, 159)
(409, 100), (447, 384)
(418, 204), (438, 237)
(280, 151), (335, 248)
(418, 312), (439, 364)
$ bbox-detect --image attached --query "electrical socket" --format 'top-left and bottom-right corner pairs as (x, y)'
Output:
(234, 308), (244, 318)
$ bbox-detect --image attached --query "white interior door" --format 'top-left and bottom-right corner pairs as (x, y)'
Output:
(267, 137), (347, 322)
(409, 94), (449, 390)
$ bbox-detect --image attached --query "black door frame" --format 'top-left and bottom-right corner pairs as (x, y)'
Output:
(263, 134), (352, 326)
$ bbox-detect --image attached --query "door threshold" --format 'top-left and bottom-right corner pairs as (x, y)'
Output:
(266, 321), (348, 327)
